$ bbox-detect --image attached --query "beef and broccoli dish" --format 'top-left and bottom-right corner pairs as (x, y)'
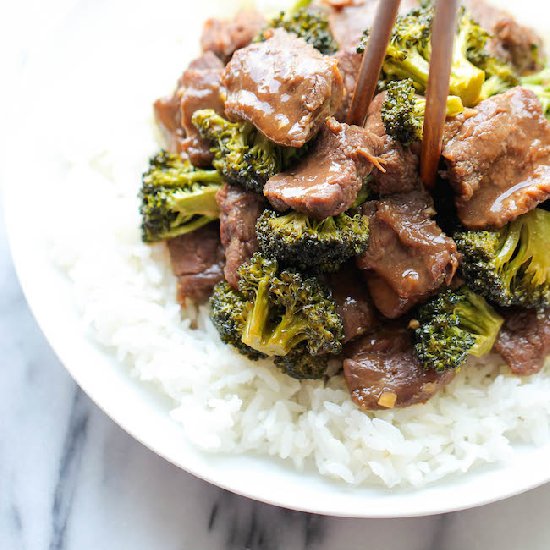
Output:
(144, 0), (550, 412)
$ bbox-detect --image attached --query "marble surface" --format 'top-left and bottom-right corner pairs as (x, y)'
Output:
(3, 2), (550, 549)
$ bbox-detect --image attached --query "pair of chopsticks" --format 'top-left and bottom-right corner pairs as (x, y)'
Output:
(347, 0), (459, 189)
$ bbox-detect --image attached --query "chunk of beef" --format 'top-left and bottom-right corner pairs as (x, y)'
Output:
(179, 53), (225, 167)
(344, 326), (454, 410)
(167, 224), (225, 303)
(333, 47), (363, 123)
(264, 118), (381, 219)
(495, 309), (550, 376)
(222, 29), (344, 148)
(328, 265), (377, 342)
(462, 0), (544, 75)
(154, 85), (184, 154)
(364, 92), (421, 195)
(328, 0), (419, 49)
(185, 54), (224, 72)
(201, 10), (265, 62)
(442, 87), (550, 229)
(357, 191), (459, 319)
(153, 52), (224, 164)
(154, 93), (182, 153)
(328, 0), (378, 50)
(217, 184), (265, 289)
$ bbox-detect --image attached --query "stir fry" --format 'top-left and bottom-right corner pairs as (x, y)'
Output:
(144, 0), (550, 411)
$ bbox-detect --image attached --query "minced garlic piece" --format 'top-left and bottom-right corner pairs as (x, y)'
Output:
(378, 391), (397, 409)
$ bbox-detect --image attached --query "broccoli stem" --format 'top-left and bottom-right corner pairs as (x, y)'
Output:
(528, 210), (550, 285)
(507, 210), (550, 288)
(449, 61), (485, 107)
(451, 29), (485, 106)
(243, 298), (309, 358)
(169, 186), (221, 220)
(184, 170), (224, 185)
(171, 215), (217, 240)
(414, 95), (465, 118)
(456, 291), (503, 357)
(147, 165), (222, 188)
(495, 219), (524, 291)
(521, 68), (550, 118)
(385, 49), (431, 89)
(242, 279), (272, 352)
(264, 313), (309, 357)
(479, 76), (506, 101)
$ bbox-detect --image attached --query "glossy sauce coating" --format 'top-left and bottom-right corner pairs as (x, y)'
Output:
(223, 29), (344, 148)
(265, 118), (381, 219)
(443, 87), (550, 229)
(357, 191), (459, 318)
(344, 327), (455, 411)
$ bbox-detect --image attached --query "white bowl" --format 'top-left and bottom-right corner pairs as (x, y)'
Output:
(4, 0), (550, 518)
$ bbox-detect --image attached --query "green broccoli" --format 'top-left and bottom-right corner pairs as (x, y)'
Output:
(192, 110), (301, 193)
(352, 178), (371, 209)
(358, 5), (523, 107)
(381, 79), (464, 145)
(257, 0), (337, 55)
(521, 67), (550, 119)
(477, 57), (519, 100)
(209, 254), (344, 378)
(209, 281), (266, 360)
(139, 150), (222, 243)
(274, 348), (331, 380)
(413, 287), (504, 372)
(455, 209), (550, 309)
(449, 7), (490, 105)
(358, 5), (485, 107)
(462, 12), (519, 101)
(256, 209), (370, 273)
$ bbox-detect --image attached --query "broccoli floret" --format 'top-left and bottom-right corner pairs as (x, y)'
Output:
(240, 255), (344, 357)
(521, 67), (550, 119)
(352, 178), (371, 209)
(139, 151), (222, 242)
(359, 5), (494, 107)
(381, 79), (464, 145)
(274, 347), (330, 380)
(413, 287), (504, 372)
(257, 0), (337, 55)
(448, 7), (489, 106)
(359, 5), (519, 105)
(210, 281), (266, 360)
(455, 209), (550, 309)
(462, 13), (519, 101)
(256, 209), (370, 273)
(208, 254), (344, 375)
(477, 57), (519, 100)
(192, 110), (301, 193)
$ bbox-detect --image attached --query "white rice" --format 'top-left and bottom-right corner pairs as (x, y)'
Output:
(47, 136), (550, 488)
(44, 0), (550, 489)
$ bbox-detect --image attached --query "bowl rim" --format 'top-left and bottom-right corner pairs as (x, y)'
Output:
(5, 181), (550, 518)
(3, 0), (550, 517)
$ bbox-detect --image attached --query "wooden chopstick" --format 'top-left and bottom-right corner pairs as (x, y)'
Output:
(420, 0), (459, 189)
(346, 0), (402, 127)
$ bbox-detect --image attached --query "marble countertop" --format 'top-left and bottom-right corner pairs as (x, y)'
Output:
(2, 205), (550, 550)
(3, 2), (550, 548)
